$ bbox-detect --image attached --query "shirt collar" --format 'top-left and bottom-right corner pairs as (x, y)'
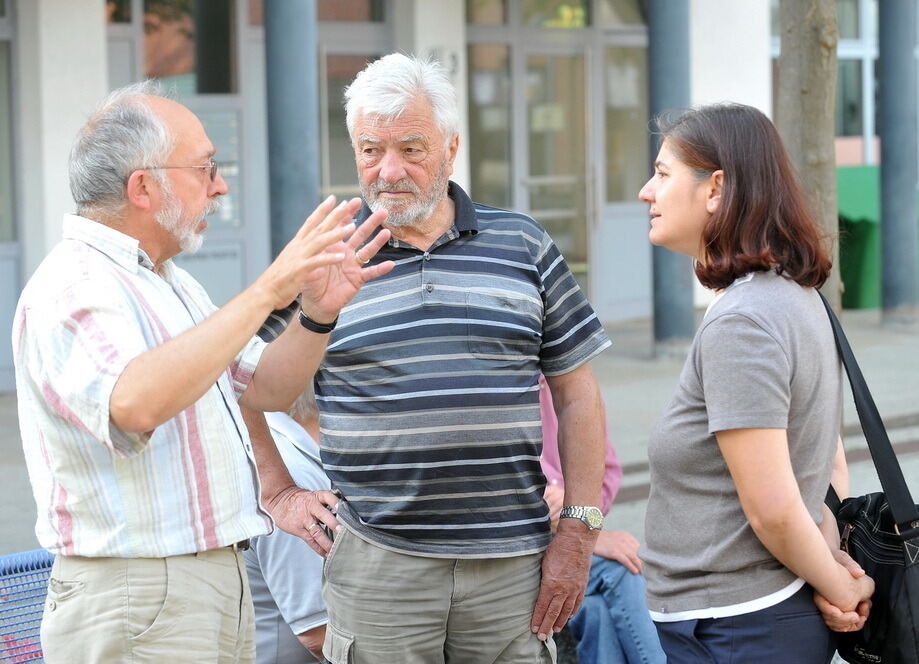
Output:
(354, 180), (480, 237)
(62, 214), (159, 273)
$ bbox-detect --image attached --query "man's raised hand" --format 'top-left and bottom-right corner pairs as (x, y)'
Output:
(255, 196), (394, 314)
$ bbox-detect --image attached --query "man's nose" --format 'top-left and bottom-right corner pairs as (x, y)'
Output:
(210, 171), (229, 197)
(378, 150), (407, 183)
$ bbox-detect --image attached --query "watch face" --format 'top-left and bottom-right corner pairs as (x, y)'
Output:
(585, 507), (603, 529)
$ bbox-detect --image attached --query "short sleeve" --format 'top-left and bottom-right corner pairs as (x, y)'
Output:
(22, 285), (151, 456)
(229, 335), (267, 400)
(536, 233), (611, 375)
(699, 313), (791, 433)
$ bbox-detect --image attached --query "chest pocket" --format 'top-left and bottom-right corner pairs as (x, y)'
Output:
(464, 290), (543, 359)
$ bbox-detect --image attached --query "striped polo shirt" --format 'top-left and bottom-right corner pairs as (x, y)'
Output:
(315, 182), (611, 557)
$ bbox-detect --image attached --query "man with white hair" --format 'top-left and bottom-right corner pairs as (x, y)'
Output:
(282, 53), (611, 664)
(12, 81), (392, 663)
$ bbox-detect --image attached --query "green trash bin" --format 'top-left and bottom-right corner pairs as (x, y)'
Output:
(837, 166), (881, 309)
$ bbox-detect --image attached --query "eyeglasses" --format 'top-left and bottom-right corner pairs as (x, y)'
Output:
(145, 159), (218, 182)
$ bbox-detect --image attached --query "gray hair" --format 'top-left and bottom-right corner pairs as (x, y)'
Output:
(344, 53), (459, 146)
(70, 80), (174, 220)
(289, 381), (320, 423)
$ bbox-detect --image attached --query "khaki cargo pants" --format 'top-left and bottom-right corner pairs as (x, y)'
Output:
(322, 526), (557, 664)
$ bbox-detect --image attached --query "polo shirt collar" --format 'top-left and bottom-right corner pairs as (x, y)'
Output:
(62, 214), (153, 273)
(354, 181), (479, 236)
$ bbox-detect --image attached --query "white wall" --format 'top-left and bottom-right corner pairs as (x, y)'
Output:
(390, 0), (470, 191)
(690, 0), (772, 113)
(690, 0), (773, 307)
(17, 0), (109, 278)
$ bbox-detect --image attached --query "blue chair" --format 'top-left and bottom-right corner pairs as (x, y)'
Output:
(0, 549), (53, 663)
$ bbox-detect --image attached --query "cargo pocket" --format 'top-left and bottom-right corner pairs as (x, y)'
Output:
(323, 623), (355, 664)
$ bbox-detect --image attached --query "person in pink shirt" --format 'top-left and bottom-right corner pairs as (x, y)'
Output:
(539, 376), (665, 664)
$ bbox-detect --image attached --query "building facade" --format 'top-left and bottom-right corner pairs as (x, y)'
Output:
(0, 0), (897, 390)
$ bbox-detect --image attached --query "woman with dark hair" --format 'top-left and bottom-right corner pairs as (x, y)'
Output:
(637, 103), (874, 663)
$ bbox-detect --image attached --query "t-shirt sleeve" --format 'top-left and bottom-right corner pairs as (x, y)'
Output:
(536, 232), (611, 375)
(699, 313), (792, 433)
(23, 285), (152, 456)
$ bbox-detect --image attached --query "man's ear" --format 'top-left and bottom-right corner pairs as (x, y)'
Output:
(706, 170), (724, 214)
(125, 170), (155, 212)
(446, 133), (460, 175)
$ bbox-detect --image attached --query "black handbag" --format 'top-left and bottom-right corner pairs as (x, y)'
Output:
(821, 295), (919, 664)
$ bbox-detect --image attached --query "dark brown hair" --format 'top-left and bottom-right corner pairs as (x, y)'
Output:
(657, 103), (831, 289)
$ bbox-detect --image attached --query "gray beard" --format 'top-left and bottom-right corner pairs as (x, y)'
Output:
(155, 185), (219, 254)
(361, 163), (450, 228)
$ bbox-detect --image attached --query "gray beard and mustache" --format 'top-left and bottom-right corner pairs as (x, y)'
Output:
(360, 160), (450, 228)
(155, 180), (220, 254)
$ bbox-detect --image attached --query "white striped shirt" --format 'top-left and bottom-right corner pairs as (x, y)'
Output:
(13, 215), (272, 557)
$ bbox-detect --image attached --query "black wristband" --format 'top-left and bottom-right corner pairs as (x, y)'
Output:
(298, 308), (338, 333)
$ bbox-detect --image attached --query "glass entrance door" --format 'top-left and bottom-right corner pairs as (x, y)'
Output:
(521, 51), (590, 291)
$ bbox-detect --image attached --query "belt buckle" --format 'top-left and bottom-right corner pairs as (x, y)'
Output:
(231, 539), (250, 552)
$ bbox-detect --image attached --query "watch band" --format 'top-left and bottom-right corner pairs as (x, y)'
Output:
(558, 505), (603, 529)
(298, 308), (338, 334)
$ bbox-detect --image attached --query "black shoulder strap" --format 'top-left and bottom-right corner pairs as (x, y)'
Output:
(820, 293), (919, 529)
(825, 483), (842, 514)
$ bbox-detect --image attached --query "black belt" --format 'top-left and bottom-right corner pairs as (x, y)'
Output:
(231, 539), (250, 551)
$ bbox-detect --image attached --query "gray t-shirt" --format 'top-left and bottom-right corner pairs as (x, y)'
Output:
(244, 412), (329, 664)
(643, 271), (842, 615)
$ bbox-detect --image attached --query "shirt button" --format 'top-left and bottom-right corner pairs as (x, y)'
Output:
(47, 599), (57, 612)
(423, 252), (431, 261)
(425, 283), (434, 293)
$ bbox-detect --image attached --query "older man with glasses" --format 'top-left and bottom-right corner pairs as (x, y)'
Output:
(12, 81), (393, 664)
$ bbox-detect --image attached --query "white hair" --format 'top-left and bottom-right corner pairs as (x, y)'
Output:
(70, 80), (174, 220)
(344, 53), (459, 146)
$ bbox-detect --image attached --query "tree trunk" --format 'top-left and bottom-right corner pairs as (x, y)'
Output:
(775, 0), (841, 311)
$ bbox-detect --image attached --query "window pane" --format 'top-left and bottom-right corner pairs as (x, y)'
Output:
(318, 0), (384, 22)
(0, 42), (14, 242)
(322, 55), (380, 200)
(144, 0), (237, 94)
(198, 110), (242, 228)
(837, 0), (859, 39)
(836, 59), (862, 136)
(526, 54), (587, 272)
(467, 0), (507, 25)
(468, 44), (512, 209)
(596, 0), (645, 26)
(605, 47), (647, 202)
(106, 0), (132, 23)
(521, 0), (589, 28)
